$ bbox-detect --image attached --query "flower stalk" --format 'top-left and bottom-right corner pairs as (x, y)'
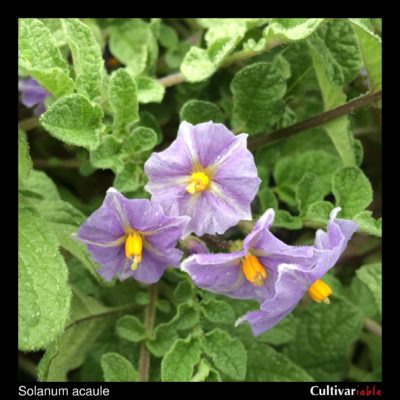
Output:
(138, 283), (158, 382)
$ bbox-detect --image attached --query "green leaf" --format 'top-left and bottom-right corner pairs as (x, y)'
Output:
(202, 328), (247, 380)
(305, 201), (334, 225)
(180, 47), (217, 83)
(258, 188), (278, 211)
(274, 210), (302, 230)
(308, 37), (355, 166)
(113, 163), (142, 194)
(274, 150), (342, 198)
(122, 127), (158, 156)
(310, 20), (362, 87)
(353, 211), (382, 237)
(190, 359), (212, 382)
(18, 129), (32, 186)
(174, 281), (194, 302)
(115, 315), (146, 342)
(201, 299), (235, 324)
(62, 18), (104, 99)
(90, 135), (123, 170)
(137, 76), (165, 104)
(101, 352), (138, 382)
(350, 19), (382, 91)
(257, 313), (297, 345)
(159, 23), (179, 48)
(264, 18), (325, 43)
(231, 62), (286, 134)
(109, 20), (153, 77)
(272, 53), (291, 80)
(19, 18), (74, 97)
(39, 18), (66, 47)
(109, 68), (139, 137)
(247, 344), (314, 381)
(332, 167), (373, 218)
(37, 289), (110, 381)
(181, 26), (244, 83)
(165, 42), (191, 69)
(356, 263), (382, 317)
(296, 173), (326, 215)
(40, 94), (104, 149)
(180, 100), (224, 125)
(161, 335), (202, 382)
(24, 170), (60, 200)
(283, 42), (318, 96)
(347, 276), (379, 319)
(19, 208), (71, 351)
(285, 298), (363, 380)
(24, 170), (101, 281)
(156, 299), (171, 313)
(148, 303), (200, 357)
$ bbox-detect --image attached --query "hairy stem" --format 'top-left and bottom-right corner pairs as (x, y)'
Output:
(248, 91), (382, 150)
(33, 158), (82, 168)
(138, 284), (158, 382)
(363, 318), (382, 337)
(19, 116), (39, 132)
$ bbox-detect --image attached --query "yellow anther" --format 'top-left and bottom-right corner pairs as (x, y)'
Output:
(307, 279), (332, 304)
(241, 254), (267, 287)
(125, 231), (143, 270)
(185, 171), (210, 194)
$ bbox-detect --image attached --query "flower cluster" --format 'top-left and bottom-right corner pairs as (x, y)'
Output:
(75, 121), (358, 335)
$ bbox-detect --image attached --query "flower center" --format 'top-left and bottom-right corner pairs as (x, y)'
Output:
(307, 279), (332, 304)
(241, 254), (267, 287)
(185, 171), (210, 194)
(125, 231), (143, 271)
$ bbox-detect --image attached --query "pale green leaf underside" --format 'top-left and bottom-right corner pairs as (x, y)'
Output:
(62, 18), (104, 99)
(19, 18), (74, 97)
(40, 94), (104, 150)
(109, 68), (139, 137)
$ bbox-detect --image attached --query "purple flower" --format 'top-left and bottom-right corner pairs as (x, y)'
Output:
(144, 121), (261, 237)
(182, 208), (315, 303)
(182, 207), (358, 335)
(18, 77), (50, 116)
(73, 188), (190, 284)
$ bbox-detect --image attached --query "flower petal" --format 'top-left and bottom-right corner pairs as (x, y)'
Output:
(179, 121), (237, 168)
(182, 251), (268, 302)
(310, 207), (359, 280)
(145, 121), (260, 236)
(19, 77), (49, 108)
(235, 308), (296, 336)
(120, 247), (183, 284)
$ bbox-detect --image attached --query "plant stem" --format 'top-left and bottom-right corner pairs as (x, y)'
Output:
(363, 318), (382, 337)
(158, 72), (186, 88)
(19, 116), (39, 131)
(33, 158), (82, 168)
(138, 284), (158, 382)
(248, 91), (382, 150)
